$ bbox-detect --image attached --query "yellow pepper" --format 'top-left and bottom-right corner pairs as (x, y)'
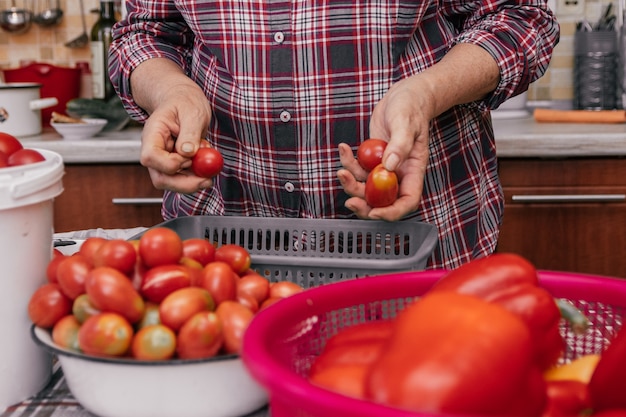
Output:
(544, 354), (601, 384)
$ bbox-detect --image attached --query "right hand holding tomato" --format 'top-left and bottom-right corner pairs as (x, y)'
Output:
(28, 228), (304, 361)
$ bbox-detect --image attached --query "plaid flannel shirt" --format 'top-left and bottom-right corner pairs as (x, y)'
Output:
(109, 1), (559, 269)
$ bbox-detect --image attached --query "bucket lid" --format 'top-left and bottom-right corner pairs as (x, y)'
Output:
(0, 148), (64, 210)
(0, 82), (43, 90)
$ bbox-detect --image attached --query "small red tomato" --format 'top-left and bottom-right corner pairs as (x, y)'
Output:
(236, 292), (259, 313)
(357, 138), (387, 172)
(182, 238), (216, 266)
(215, 244), (252, 275)
(0, 132), (23, 156)
(85, 266), (145, 324)
(269, 281), (304, 299)
(176, 311), (224, 359)
(159, 287), (215, 332)
(364, 163), (399, 208)
(8, 148), (45, 166)
(28, 283), (73, 328)
(237, 273), (270, 305)
(131, 324), (177, 361)
(46, 253), (68, 283)
(93, 239), (137, 276)
(56, 254), (92, 300)
(52, 315), (82, 351)
(140, 264), (192, 304)
(198, 261), (238, 305)
(191, 146), (224, 178)
(79, 237), (108, 267)
(215, 300), (255, 354)
(139, 227), (184, 268)
(78, 312), (134, 357)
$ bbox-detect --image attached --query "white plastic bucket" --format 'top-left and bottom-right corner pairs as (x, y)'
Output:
(0, 148), (64, 411)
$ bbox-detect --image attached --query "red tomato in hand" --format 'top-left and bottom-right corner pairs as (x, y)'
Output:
(0, 132), (23, 156)
(191, 146), (224, 178)
(215, 300), (254, 354)
(56, 254), (92, 300)
(8, 148), (45, 166)
(78, 312), (134, 357)
(215, 244), (252, 275)
(85, 266), (145, 323)
(364, 164), (399, 208)
(139, 227), (184, 268)
(93, 239), (137, 276)
(28, 283), (73, 328)
(182, 238), (216, 266)
(140, 264), (192, 303)
(159, 286), (215, 332)
(357, 138), (387, 172)
(131, 324), (177, 361)
(198, 261), (238, 305)
(176, 311), (224, 359)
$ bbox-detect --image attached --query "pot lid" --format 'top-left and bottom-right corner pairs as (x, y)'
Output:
(0, 82), (42, 89)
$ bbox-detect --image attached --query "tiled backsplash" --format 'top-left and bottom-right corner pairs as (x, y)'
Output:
(0, 0), (619, 105)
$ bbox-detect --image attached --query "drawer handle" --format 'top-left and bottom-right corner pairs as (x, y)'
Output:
(511, 194), (626, 203)
(112, 198), (164, 205)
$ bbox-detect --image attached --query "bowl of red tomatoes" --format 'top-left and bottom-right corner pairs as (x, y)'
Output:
(27, 226), (307, 417)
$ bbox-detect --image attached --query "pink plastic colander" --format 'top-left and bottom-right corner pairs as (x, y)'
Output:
(241, 270), (626, 417)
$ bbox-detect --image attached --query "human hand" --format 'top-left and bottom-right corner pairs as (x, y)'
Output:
(338, 76), (434, 221)
(132, 60), (215, 193)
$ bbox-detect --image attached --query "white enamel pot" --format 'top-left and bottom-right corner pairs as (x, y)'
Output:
(0, 82), (58, 137)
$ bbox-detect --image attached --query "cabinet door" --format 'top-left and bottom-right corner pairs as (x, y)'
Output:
(497, 158), (626, 278)
(54, 164), (164, 232)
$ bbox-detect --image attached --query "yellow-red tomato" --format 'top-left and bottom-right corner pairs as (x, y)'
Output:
(269, 281), (304, 299)
(72, 293), (101, 324)
(182, 238), (216, 266)
(131, 324), (177, 361)
(136, 302), (161, 330)
(215, 244), (252, 275)
(176, 311), (223, 359)
(215, 300), (254, 354)
(364, 164), (398, 208)
(78, 312), (134, 357)
(52, 315), (81, 351)
(159, 287), (215, 332)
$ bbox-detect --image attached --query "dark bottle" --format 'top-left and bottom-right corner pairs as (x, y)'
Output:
(90, 0), (117, 101)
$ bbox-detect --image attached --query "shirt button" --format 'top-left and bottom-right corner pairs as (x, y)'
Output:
(279, 110), (291, 123)
(284, 182), (295, 192)
(273, 31), (285, 44)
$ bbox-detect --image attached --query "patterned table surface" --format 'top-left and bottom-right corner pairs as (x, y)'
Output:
(1, 361), (270, 417)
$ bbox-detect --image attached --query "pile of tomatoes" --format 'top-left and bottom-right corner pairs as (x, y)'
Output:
(28, 227), (304, 361)
(0, 132), (46, 168)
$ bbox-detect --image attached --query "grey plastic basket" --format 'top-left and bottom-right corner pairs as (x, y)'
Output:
(140, 215), (438, 288)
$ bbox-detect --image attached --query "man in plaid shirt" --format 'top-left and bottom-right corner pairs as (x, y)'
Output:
(109, 1), (559, 270)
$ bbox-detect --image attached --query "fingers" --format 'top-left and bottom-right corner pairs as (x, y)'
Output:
(147, 166), (214, 194)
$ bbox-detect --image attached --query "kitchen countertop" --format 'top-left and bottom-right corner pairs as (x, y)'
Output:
(15, 115), (626, 163)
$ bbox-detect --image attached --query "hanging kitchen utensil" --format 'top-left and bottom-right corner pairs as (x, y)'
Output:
(64, 0), (88, 47)
(33, 0), (63, 27)
(0, 0), (33, 34)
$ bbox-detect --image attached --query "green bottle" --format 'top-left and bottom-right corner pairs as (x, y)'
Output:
(90, 0), (117, 101)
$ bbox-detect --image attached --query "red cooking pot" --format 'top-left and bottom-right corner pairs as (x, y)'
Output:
(3, 62), (81, 127)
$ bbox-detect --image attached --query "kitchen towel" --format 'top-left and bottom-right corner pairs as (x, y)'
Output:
(533, 108), (626, 123)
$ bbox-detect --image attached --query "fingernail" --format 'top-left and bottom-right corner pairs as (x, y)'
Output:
(181, 142), (194, 153)
(384, 153), (400, 171)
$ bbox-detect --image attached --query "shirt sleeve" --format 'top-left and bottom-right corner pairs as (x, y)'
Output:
(442, 0), (560, 111)
(108, 0), (194, 121)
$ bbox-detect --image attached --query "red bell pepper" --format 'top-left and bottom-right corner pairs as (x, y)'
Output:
(430, 253), (566, 370)
(588, 324), (626, 411)
(365, 291), (547, 417)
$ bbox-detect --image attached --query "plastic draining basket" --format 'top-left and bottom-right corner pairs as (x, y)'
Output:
(146, 215), (439, 287)
(241, 269), (626, 417)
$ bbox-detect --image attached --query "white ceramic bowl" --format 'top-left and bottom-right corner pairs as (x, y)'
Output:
(31, 326), (268, 417)
(50, 118), (107, 140)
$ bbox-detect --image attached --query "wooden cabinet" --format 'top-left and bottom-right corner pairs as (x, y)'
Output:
(53, 164), (165, 233)
(496, 157), (626, 278)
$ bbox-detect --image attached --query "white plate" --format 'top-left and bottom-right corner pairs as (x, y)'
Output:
(51, 118), (107, 140)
